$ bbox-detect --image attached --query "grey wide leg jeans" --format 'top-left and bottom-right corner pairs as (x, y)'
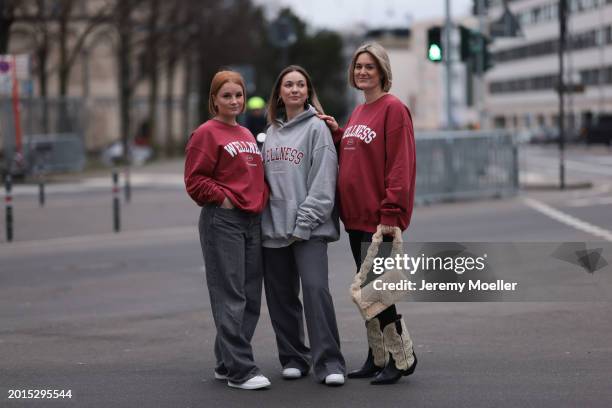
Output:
(263, 238), (346, 382)
(199, 205), (263, 384)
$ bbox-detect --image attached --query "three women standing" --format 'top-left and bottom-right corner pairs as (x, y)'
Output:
(186, 41), (416, 390)
(261, 66), (346, 386)
(319, 42), (418, 385)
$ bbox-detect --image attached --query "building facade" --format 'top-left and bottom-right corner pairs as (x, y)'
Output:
(485, 0), (612, 131)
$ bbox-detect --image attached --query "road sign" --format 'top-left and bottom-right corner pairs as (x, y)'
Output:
(0, 54), (31, 96)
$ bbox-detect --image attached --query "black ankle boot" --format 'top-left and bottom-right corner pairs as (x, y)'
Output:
(348, 319), (387, 378)
(370, 351), (417, 385)
(347, 349), (384, 378)
(370, 316), (417, 385)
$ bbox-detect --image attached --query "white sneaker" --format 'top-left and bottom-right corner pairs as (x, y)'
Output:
(227, 375), (271, 390)
(282, 367), (302, 379)
(214, 371), (227, 381)
(324, 373), (345, 386)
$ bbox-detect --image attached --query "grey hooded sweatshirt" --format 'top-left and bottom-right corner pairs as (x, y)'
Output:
(261, 105), (339, 248)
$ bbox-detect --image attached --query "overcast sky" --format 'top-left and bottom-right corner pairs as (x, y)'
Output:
(255, 0), (474, 30)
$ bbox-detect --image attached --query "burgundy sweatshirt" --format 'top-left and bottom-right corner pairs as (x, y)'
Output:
(333, 94), (416, 232)
(184, 119), (268, 213)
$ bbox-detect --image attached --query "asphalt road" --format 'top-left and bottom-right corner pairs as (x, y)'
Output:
(1, 144), (612, 407)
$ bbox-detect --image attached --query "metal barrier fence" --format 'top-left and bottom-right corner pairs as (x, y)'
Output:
(1, 97), (86, 174)
(415, 130), (518, 204)
(24, 133), (85, 173)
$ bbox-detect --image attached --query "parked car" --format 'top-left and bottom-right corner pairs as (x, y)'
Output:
(581, 114), (612, 146)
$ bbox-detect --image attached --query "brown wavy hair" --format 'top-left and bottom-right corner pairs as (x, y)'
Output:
(266, 65), (325, 126)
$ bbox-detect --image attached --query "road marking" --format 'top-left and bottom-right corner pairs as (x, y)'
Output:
(567, 195), (612, 208)
(10, 174), (184, 196)
(525, 155), (612, 176)
(0, 226), (198, 257)
(523, 197), (612, 241)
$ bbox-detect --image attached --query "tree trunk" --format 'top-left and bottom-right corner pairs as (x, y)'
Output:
(165, 59), (176, 156)
(0, 0), (15, 54)
(118, 1), (132, 164)
(146, 0), (159, 152)
(181, 52), (193, 143)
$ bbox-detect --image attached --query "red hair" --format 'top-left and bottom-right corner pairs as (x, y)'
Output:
(208, 70), (247, 116)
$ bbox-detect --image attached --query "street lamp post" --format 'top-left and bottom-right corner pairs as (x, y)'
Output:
(558, 0), (567, 190)
(444, 0), (454, 129)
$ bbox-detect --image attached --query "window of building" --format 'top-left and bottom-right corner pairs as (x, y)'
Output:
(494, 116), (507, 128)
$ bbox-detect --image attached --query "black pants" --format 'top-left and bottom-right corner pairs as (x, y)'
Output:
(347, 229), (399, 328)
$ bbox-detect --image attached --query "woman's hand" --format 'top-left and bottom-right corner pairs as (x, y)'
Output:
(379, 224), (396, 236)
(317, 114), (339, 132)
(220, 196), (235, 209)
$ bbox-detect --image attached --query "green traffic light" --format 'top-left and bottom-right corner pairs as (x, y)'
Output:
(428, 44), (442, 61)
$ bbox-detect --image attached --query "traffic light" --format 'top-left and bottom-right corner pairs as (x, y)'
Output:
(459, 25), (494, 73)
(460, 25), (474, 62)
(483, 36), (494, 72)
(427, 26), (443, 63)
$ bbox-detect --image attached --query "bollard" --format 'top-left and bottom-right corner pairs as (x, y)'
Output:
(5, 174), (13, 242)
(38, 178), (45, 207)
(112, 169), (121, 233)
(124, 165), (131, 203)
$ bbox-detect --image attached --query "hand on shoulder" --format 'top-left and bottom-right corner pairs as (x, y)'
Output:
(317, 114), (339, 132)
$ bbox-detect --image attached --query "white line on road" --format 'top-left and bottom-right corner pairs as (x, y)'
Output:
(522, 197), (612, 241)
(0, 226), (198, 258)
(525, 156), (612, 176)
(9, 174), (185, 196)
(566, 195), (612, 208)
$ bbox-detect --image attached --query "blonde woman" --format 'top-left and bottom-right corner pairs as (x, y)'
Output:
(319, 43), (418, 385)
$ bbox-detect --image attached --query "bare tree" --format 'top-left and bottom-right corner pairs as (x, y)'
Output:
(0, 0), (17, 53)
(144, 0), (160, 150)
(56, 0), (112, 97)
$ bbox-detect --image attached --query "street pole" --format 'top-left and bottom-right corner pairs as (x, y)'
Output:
(112, 169), (121, 233)
(4, 174), (13, 242)
(445, 0), (454, 129)
(558, 0), (567, 190)
(598, 1), (606, 114)
(477, 0), (486, 129)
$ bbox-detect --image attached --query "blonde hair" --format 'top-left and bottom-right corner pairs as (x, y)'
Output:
(267, 65), (325, 126)
(208, 70), (247, 117)
(348, 42), (392, 92)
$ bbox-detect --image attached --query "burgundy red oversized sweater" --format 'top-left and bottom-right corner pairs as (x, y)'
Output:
(333, 94), (416, 232)
(184, 119), (268, 213)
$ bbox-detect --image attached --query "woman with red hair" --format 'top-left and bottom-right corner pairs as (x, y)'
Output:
(184, 70), (270, 390)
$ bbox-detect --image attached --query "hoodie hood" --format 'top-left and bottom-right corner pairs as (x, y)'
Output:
(275, 105), (318, 130)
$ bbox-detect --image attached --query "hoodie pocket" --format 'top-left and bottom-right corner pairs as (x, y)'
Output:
(261, 199), (298, 240)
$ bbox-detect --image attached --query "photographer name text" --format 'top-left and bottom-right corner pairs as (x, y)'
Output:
(373, 279), (518, 292)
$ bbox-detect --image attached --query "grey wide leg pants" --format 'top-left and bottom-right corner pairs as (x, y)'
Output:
(263, 239), (346, 382)
(199, 205), (263, 384)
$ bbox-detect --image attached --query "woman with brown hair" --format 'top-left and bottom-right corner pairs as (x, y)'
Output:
(184, 70), (270, 390)
(261, 65), (346, 386)
(319, 42), (418, 385)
